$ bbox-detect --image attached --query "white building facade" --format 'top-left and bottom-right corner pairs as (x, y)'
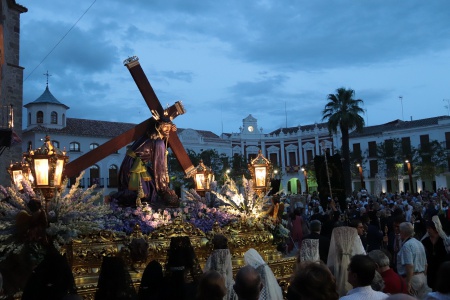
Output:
(22, 87), (450, 196)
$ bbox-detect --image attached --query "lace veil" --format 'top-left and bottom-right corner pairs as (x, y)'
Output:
(244, 248), (283, 300)
(204, 249), (236, 300)
(327, 226), (366, 297)
(299, 239), (320, 263)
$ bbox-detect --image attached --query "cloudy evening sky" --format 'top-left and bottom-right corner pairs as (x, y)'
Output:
(19, 0), (450, 135)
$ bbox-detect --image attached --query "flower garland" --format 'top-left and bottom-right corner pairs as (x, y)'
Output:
(0, 174), (289, 261)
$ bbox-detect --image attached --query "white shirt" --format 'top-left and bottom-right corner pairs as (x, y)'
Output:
(340, 286), (388, 300)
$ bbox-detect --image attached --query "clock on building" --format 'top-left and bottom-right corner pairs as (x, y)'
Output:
(248, 126), (254, 132)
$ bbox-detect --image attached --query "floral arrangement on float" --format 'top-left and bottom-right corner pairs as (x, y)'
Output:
(0, 173), (289, 262)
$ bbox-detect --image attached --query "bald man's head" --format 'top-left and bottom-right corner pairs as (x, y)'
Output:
(233, 265), (262, 300)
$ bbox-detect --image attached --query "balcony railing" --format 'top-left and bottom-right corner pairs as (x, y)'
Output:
(88, 177), (104, 188)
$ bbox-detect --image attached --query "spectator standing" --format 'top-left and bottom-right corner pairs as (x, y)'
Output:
(327, 226), (366, 297)
(244, 248), (283, 300)
(368, 250), (408, 294)
(233, 265), (262, 300)
(94, 256), (137, 300)
(287, 261), (338, 300)
(397, 222), (431, 299)
(424, 261), (450, 300)
(196, 270), (227, 300)
(138, 260), (164, 300)
(422, 220), (449, 291)
(340, 255), (388, 300)
(300, 220), (330, 263)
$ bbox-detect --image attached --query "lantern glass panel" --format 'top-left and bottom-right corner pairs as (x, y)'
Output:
(195, 173), (205, 190)
(12, 170), (24, 189)
(54, 159), (64, 186)
(255, 166), (267, 187)
(34, 159), (49, 186)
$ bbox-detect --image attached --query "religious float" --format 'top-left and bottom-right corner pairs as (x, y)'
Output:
(0, 57), (296, 299)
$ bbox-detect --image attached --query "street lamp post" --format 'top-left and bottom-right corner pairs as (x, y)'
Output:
(301, 167), (308, 194)
(405, 160), (414, 193)
(356, 163), (365, 189)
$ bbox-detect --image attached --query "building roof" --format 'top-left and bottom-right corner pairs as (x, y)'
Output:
(24, 86), (70, 109)
(24, 118), (222, 140)
(269, 122), (329, 135)
(349, 116), (450, 138)
(23, 118), (136, 138)
(178, 128), (221, 139)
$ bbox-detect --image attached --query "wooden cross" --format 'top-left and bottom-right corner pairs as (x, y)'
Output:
(63, 56), (195, 179)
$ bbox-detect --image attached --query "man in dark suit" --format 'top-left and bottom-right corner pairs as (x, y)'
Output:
(302, 220), (331, 263)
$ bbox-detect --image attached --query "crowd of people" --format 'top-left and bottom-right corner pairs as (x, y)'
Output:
(1, 188), (450, 300)
(282, 188), (450, 300)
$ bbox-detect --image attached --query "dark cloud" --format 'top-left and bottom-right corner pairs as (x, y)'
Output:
(19, 0), (450, 135)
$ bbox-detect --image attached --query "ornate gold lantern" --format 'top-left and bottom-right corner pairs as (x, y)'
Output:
(23, 135), (69, 207)
(7, 160), (33, 190)
(194, 159), (214, 194)
(248, 150), (272, 195)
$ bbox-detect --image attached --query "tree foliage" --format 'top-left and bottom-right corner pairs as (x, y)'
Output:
(322, 87), (365, 196)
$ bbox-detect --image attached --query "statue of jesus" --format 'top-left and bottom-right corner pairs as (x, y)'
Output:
(113, 114), (178, 206)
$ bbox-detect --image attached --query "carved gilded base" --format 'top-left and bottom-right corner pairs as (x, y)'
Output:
(15, 218), (296, 299)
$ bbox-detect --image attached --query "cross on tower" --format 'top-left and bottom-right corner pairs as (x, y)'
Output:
(64, 57), (194, 180)
(43, 70), (52, 86)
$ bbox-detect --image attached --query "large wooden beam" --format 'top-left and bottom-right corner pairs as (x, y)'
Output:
(63, 118), (151, 178)
(124, 57), (194, 176)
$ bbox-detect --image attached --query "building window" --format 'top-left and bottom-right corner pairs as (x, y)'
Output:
(269, 153), (278, 165)
(52, 140), (60, 148)
(69, 142), (80, 152)
(288, 152), (296, 166)
(306, 150), (313, 163)
(28, 112), (31, 125)
(51, 111), (57, 124)
(90, 143), (99, 150)
(385, 139), (394, 157)
(36, 111), (43, 124)
(27, 141), (32, 151)
(89, 165), (101, 187)
(402, 137), (411, 157)
(368, 141), (377, 157)
(369, 160), (378, 178)
(108, 165), (118, 188)
(62, 113), (66, 126)
(353, 143), (361, 157)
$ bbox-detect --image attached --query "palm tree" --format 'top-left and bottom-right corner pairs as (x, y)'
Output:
(322, 87), (365, 196)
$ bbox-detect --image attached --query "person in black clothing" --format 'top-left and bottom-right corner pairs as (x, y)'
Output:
(138, 260), (164, 300)
(301, 220), (330, 263)
(421, 220), (449, 291)
(21, 247), (78, 300)
(95, 256), (137, 300)
(165, 236), (203, 300)
(366, 211), (384, 251)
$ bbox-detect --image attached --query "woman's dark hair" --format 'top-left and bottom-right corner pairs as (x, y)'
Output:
(287, 261), (338, 300)
(196, 270), (226, 300)
(165, 236), (202, 299)
(138, 260), (164, 300)
(95, 256), (137, 300)
(348, 255), (376, 286)
(212, 234), (228, 250)
(21, 248), (77, 300)
(166, 236), (197, 271)
(435, 261), (450, 293)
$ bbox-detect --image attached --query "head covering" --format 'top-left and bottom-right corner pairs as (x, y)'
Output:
(138, 260), (164, 300)
(204, 249), (234, 300)
(244, 248), (283, 300)
(327, 227), (366, 297)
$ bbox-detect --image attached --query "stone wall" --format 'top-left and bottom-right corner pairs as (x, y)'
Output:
(0, 0), (27, 186)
